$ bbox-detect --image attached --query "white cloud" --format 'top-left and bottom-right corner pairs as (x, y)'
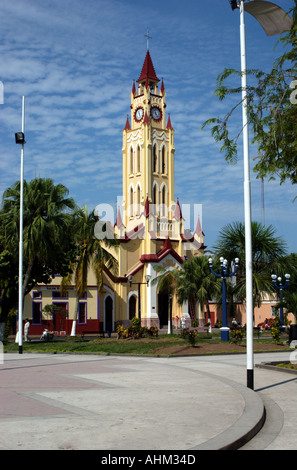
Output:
(0, 0), (295, 253)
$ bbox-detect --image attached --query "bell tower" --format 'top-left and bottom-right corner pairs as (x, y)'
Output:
(121, 49), (175, 232)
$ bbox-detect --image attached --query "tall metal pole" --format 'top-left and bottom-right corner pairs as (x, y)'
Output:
(239, 1), (254, 389)
(18, 96), (25, 354)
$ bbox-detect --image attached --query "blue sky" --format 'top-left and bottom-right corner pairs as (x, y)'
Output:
(0, 0), (296, 254)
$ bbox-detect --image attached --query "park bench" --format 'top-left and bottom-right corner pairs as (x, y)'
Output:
(81, 330), (105, 339)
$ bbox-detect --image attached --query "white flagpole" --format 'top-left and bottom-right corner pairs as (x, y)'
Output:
(239, 1), (254, 389)
(18, 96), (25, 354)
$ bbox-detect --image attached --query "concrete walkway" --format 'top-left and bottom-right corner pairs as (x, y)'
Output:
(0, 351), (296, 451)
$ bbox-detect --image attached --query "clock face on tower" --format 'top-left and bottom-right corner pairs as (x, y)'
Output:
(150, 106), (162, 121)
(134, 107), (144, 122)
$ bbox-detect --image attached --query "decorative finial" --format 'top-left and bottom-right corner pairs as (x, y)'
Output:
(144, 28), (152, 50)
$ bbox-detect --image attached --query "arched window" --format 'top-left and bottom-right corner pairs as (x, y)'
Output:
(152, 183), (158, 215)
(129, 186), (134, 217)
(161, 184), (167, 216)
(153, 144), (158, 173)
(161, 146), (166, 174)
(129, 147), (134, 174)
(136, 184), (141, 216)
(136, 145), (141, 173)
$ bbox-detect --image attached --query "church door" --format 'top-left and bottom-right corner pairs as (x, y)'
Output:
(129, 295), (136, 320)
(105, 296), (113, 334)
(158, 293), (168, 328)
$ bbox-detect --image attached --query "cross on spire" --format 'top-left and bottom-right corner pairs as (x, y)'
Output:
(144, 29), (152, 50)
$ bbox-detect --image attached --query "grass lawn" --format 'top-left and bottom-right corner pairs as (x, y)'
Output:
(4, 335), (193, 355)
(3, 332), (290, 356)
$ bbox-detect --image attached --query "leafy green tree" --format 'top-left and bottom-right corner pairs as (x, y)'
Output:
(61, 207), (118, 336)
(0, 178), (77, 324)
(202, 2), (297, 189)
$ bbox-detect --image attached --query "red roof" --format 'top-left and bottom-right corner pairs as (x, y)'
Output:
(137, 50), (159, 83)
(131, 81), (136, 96)
(140, 238), (184, 265)
(172, 199), (183, 220)
(124, 115), (130, 130)
(166, 115), (172, 129)
(114, 208), (124, 228)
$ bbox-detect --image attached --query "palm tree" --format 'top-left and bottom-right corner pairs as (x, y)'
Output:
(61, 207), (118, 336)
(177, 256), (219, 324)
(213, 221), (289, 307)
(153, 256), (219, 328)
(1, 178), (76, 310)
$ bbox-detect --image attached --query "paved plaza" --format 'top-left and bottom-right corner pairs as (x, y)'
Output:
(0, 350), (296, 451)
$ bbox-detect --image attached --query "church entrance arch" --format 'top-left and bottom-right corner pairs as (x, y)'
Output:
(158, 292), (169, 329)
(129, 295), (137, 320)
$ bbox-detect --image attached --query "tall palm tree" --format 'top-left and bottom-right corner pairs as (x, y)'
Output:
(1, 178), (76, 310)
(214, 221), (289, 307)
(61, 207), (118, 336)
(177, 256), (219, 324)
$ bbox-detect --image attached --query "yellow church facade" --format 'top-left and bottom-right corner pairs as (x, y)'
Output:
(24, 50), (205, 336)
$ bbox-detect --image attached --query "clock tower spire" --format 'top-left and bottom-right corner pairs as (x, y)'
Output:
(112, 48), (205, 330)
(122, 49), (175, 231)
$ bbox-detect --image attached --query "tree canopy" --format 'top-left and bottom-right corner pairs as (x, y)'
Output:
(0, 178), (77, 322)
(202, 2), (297, 190)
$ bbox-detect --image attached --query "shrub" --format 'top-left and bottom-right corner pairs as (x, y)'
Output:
(116, 318), (159, 339)
(271, 316), (281, 343)
(147, 326), (159, 337)
(180, 327), (198, 346)
(230, 328), (244, 344)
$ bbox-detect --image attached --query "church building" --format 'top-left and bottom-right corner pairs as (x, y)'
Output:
(102, 48), (205, 330)
(24, 49), (206, 336)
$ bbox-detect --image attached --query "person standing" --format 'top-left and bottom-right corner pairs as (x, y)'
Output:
(24, 319), (30, 342)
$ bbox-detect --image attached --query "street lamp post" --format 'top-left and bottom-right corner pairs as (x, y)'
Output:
(271, 274), (290, 329)
(15, 96), (26, 355)
(209, 257), (239, 341)
(128, 274), (151, 322)
(229, 0), (293, 389)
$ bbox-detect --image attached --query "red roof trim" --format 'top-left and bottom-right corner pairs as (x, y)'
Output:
(124, 115), (130, 130)
(140, 238), (184, 265)
(166, 115), (172, 129)
(132, 81), (136, 96)
(172, 199), (183, 220)
(114, 208), (124, 228)
(137, 50), (159, 83)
